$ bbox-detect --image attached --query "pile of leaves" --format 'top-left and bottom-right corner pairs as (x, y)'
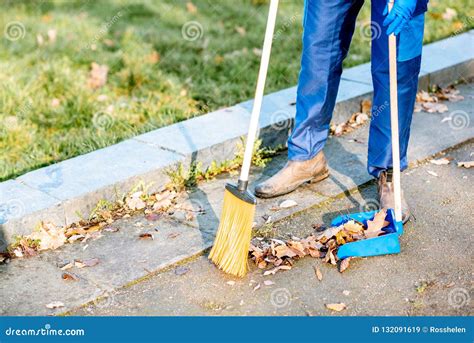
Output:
(414, 86), (464, 113)
(330, 99), (371, 136)
(4, 187), (184, 260)
(249, 209), (391, 274)
(329, 85), (464, 138)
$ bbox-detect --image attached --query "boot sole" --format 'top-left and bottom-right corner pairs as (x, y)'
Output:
(254, 169), (330, 199)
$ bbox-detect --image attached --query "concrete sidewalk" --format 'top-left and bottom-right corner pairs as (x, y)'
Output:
(0, 82), (472, 316)
(72, 141), (473, 316)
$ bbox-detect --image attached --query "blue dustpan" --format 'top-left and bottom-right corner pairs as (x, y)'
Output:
(333, 209), (403, 259)
(334, 30), (405, 260)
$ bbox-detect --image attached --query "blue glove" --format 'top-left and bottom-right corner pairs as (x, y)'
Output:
(383, 0), (417, 36)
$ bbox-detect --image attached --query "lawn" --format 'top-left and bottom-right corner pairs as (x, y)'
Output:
(1, 0), (473, 181)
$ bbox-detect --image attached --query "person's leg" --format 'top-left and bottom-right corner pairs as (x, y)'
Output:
(255, 0), (364, 198)
(288, 0), (365, 161)
(368, 0), (424, 177)
(369, 0), (425, 222)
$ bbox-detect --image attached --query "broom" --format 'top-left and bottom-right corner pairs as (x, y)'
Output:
(209, 0), (279, 277)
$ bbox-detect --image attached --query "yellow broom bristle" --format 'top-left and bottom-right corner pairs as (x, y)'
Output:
(209, 189), (255, 277)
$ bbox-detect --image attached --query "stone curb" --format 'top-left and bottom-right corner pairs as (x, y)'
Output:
(0, 31), (473, 247)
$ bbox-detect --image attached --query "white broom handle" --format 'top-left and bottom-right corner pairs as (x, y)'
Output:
(240, 0), (279, 182)
(388, 1), (402, 222)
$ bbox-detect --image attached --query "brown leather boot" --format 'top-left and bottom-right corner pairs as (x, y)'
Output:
(377, 169), (411, 223)
(254, 151), (329, 198)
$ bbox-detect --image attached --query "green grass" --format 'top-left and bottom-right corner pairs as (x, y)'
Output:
(1, 0), (473, 181)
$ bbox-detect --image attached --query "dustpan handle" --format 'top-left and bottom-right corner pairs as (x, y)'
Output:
(239, 0), (279, 187)
(388, 1), (402, 222)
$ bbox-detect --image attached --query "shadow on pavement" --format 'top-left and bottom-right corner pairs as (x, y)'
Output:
(322, 137), (378, 225)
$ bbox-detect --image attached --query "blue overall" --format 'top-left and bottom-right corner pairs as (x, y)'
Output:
(288, 0), (427, 177)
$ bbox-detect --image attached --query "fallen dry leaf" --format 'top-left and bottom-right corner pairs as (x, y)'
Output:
(308, 248), (321, 258)
(365, 209), (389, 238)
(361, 99), (372, 114)
(51, 98), (60, 107)
(445, 282), (455, 288)
(343, 220), (364, 234)
(14, 238), (38, 257)
(235, 26), (246, 36)
(37, 33), (44, 46)
(186, 1), (197, 13)
(316, 225), (343, 242)
(325, 303), (347, 312)
(47, 29), (57, 43)
(335, 230), (350, 245)
(103, 39), (114, 47)
(314, 266), (323, 281)
(153, 198), (172, 211)
(87, 62), (108, 89)
(442, 7), (457, 20)
(46, 301), (64, 309)
(145, 213), (162, 221)
(328, 249), (337, 265)
(126, 191), (146, 210)
(331, 122), (346, 136)
(28, 222), (66, 251)
(103, 227), (119, 233)
(416, 90), (437, 103)
(457, 161), (474, 169)
(441, 90), (464, 102)
(287, 241), (306, 257)
(60, 262), (74, 270)
(139, 233), (154, 240)
(62, 272), (79, 281)
(422, 102), (449, 113)
(263, 265), (291, 276)
(263, 280), (275, 286)
(75, 258), (99, 268)
(147, 50), (160, 64)
(86, 224), (103, 233)
(67, 234), (84, 243)
(74, 261), (86, 268)
(355, 112), (369, 125)
(338, 258), (351, 273)
(430, 158), (451, 165)
(11, 247), (23, 258)
(253, 283), (261, 291)
(427, 170), (439, 177)
(279, 199), (297, 209)
(274, 244), (297, 259)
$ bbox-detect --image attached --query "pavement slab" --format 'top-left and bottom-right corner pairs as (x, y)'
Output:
(0, 257), (98, 316)
(38, 217), (212, 290)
